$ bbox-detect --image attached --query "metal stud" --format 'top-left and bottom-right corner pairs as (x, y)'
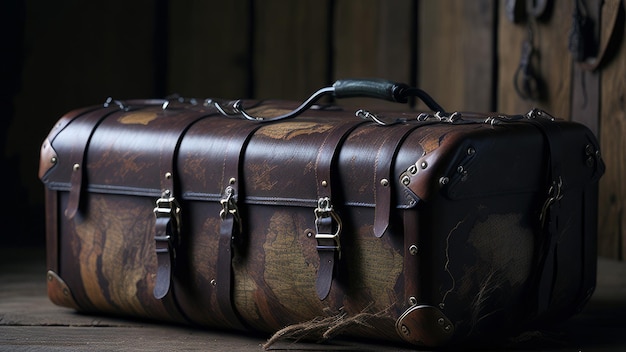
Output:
(380, 178), (389, 187)
(408, 165), (418, 175)
(409, 244), (419, 255)
(165, 172), (172, 179)
(420, 161), (428, 169)
(409, 296), (418, 306)
(50, 157), (57, 164)
(73, 163), (80, 171)
(321, 180), (328, 187)
(439, 177), (449, 186)
(401, 175), (411, 186)
(467, 147), (475, 155)
(229, 177), (236, 185)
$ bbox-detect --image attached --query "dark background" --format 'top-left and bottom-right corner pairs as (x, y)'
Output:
(2, 0), (624, 260)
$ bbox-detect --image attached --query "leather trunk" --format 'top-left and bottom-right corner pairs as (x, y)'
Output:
(39, 80), (605, 347)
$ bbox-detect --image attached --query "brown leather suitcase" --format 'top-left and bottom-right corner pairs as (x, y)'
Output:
(39, 79), (604, 348)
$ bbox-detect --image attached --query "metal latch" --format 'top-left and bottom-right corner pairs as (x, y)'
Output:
(153, 191), (182, 241)
(220, 186), (242, 232)
(314, 197), (342, 259)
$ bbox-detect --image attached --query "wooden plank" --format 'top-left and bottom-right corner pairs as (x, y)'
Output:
(167, 0), (251, 99)
(252, 0), (332, 101)
(333, 0), (414, 111)
(497, 1), (574, 118)
(418, 0), (496, 113)
(598, 4), (626, 260)
(3, 249), (626, 351)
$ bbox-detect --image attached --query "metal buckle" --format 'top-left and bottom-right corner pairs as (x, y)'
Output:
(540, 176), (563, 226)
(314, 197), (342, 259)
(153, 191), (182, 242)
(220, 186), (242, 230)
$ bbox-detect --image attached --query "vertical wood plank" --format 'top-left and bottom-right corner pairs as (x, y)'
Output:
(168, 0), (250, 98)
(418, 0), (495, 113)
(252, 0), (331, 101)
(333, 0), (414, 111)
(598, 7), (626, 259)
(497, 1), (574, 118)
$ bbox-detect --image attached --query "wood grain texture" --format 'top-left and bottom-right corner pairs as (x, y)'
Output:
(252, 0), (332, 101)
(497, 0), (573, 118)
(598, 8), (626, 259)
(418, 0), (495, 113)
(167, 0), (251, 98)
(333, 0), (414, 111)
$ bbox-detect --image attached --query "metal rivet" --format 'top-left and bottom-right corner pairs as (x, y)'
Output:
(72, 163), (80, 171)
(401, 175), (411, 186)
(164, 189), (171, 196)
(409, 245), (419, 256)
(420, 161), (428, 169)
(50, 157), (57, 164)
(321, 180), (328, 187)
(585, 144), (594, 156)
(165, 172), (172, 179)
(439, 303), (445, 309)
(467, 147), (476, 155)
(306, 231), (313, 238)
(210, 279), (217, 286)
(400, 324), (410, 336)
(380, 178), (389, 187)
(408, 165), (418, 175)
(409, 296), (418, 306)
(444, 325), (451, 332)
(229, 177), (236, 185)
(438, 318), (445, 325)
(457, 165), (464, 173)
(439, 177), (449, 186)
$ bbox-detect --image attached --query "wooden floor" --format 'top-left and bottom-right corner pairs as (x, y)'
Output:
(1, 248), (626, 352)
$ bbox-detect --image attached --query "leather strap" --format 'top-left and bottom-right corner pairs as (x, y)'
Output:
(577, 0), (624, 72)
(153, 107), (216, 300)
(65, 106), (122, 219)
(525, 111), (564, 317)
(214, 121), (265, 330)
(314, 120), (366, 300)
(373, 124), (426, 238)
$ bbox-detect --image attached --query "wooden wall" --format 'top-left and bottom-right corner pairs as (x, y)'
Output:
(5, 0), (625, 259)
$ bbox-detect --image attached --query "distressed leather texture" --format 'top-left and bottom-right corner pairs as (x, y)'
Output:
(39, 98), (604, 347)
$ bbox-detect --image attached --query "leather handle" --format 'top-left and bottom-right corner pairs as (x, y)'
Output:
(332, 78), (409, 103)
(211, 78), (446, 122)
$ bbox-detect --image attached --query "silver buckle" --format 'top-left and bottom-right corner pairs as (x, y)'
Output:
(314, 197), (342, 259)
